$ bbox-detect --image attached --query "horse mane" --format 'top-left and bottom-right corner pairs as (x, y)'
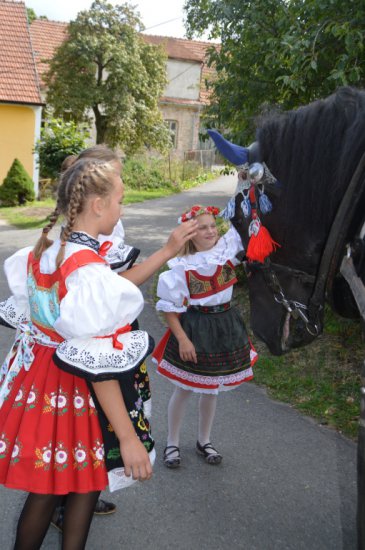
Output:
(257, 87), (365, 239)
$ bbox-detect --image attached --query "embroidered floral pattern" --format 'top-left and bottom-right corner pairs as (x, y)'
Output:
(73, 442), (88, 470)
(25, 384), (39, 411)
(0, 433), (10, 459)
(13, 385), (25, 408)
(90, 439), (104, 469)
(35, 442), (53, 471)
(43, 389), (68, 415)
(10, 438), (22, 465)
(73, 388), (87, 416)
(89, 394), (96, 414)
(54, 442), (69, 471)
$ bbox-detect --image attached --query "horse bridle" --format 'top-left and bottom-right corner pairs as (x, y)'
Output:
(247, 260), (320, 335)
(241, 150), (365, 336)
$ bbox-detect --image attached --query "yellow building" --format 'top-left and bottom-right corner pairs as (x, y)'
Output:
(0, 0), (43, 195)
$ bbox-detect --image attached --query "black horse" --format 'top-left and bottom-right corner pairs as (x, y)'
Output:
(209, 86), (365, 548)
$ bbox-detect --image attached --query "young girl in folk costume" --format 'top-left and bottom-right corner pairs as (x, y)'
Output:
(51, 145), (144, 526)
(153, 205), (257, 467)
(0, 159), (197, 549)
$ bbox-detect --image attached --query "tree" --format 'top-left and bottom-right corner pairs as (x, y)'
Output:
(0, 159), (35, 206)
(45, 0), (171, 153)
(184, 0), (365, 142)
(26, 7), (37, 24)
(35, 117), (89, 180)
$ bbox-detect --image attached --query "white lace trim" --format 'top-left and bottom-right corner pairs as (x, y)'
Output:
(0, 296), (29, 328)
(167, 226), (243, 270)
(108, 448), (156, 492)
(158, 359), (253, 388)
(155, 300), (187, 313)
(55, 330), (150, 376)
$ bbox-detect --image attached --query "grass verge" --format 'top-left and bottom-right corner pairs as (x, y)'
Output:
(0, 173), (217, 229)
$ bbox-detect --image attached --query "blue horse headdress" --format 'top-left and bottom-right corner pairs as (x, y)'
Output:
(207, 129), (260, 166)
(208, 129), (280, 263)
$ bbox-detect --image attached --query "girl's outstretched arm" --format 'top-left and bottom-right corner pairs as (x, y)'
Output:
(120, 219), (197, 286)
(91, 379), (152, 481)
(165, 311), (197, 364)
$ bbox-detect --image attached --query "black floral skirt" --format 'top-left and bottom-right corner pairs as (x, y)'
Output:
(154, 305), (257, 394)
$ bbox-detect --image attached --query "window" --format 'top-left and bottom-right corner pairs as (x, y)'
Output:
(165, 120), (178, 148)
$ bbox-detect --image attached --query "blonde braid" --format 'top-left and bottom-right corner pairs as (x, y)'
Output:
(33, 204), (61, 259)
(55, 174), (86, 268)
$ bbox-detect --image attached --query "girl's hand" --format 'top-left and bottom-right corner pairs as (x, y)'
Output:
(164, 219), (198, 257)
(120, 436), (153, 481)
(178, 336), (197, 364)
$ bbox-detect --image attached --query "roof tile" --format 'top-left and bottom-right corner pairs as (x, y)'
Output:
(0, 0), (42, 104)
(29, 20), (217, 104)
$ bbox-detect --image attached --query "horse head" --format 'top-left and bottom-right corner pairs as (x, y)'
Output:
(210, 87), (365, 355)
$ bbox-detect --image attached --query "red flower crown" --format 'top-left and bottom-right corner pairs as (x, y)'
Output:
(178, 205), (220, 224)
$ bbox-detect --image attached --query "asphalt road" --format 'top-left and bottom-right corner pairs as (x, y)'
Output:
(0, 173), (357, 549)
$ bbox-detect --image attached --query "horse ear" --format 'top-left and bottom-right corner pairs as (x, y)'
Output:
(207, 129), (250, 165)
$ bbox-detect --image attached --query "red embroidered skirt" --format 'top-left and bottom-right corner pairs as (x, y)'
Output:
(0, 343), (108, 494)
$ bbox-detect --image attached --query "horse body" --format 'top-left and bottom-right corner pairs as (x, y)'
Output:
(228, 86), (365, 355)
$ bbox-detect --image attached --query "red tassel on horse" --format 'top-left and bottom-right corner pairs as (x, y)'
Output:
(246, 225), (280, 263)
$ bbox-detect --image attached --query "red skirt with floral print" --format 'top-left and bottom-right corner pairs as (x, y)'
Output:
(0, 343), (108, 494)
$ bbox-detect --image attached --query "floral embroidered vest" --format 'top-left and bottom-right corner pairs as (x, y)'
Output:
(27, 250), (106, 342)
(185, 261), (237, 299)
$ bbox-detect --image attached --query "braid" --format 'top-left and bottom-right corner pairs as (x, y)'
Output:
(56, 174), (86, 268)
(33, 204), (61, 259)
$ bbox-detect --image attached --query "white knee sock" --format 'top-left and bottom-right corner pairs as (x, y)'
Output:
(198, 393), (218, 446)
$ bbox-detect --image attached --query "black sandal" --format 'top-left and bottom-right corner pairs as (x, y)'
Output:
(196, 441), (222, 465)
(163, 445), (181, 468)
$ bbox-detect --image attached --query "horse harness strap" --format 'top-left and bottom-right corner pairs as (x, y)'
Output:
(308, 150), (365, 320)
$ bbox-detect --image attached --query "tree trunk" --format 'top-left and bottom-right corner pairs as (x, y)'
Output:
(93, 106), (108, 144)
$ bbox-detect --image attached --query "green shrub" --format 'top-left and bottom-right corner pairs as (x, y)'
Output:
(122, 154), (213, 191)
(122, 157), (173, 190)
(35, 117), (89, 180)
(0, 159), (35, 206)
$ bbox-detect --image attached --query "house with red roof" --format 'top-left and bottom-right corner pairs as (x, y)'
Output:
(30, 19), (216, 156)
(0, 0), (43, 192)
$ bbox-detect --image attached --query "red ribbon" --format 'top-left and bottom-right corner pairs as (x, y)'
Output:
(95, 323), (132, 350)
(112, 324), (132, 350)
(98, 240), (113, 257)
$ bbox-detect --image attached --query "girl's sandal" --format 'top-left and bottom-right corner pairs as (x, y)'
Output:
(196, 441), (223, 465)
(163, 445), (181, 468)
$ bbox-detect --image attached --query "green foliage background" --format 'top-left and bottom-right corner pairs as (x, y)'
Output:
(184, 0), (365, 142)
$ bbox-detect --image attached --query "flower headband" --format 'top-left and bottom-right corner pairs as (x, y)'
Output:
(178, 205), (220, 224)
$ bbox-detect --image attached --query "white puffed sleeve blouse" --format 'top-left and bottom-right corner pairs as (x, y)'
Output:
(2, 240), (143, 339)
(156, 225), (244, 313)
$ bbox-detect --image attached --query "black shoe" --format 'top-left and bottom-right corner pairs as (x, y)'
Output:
(51, 499), (116, 532)
(94, 498), (117, 515)
(163, 445), (181, 468)
(196, 441), (223, 465)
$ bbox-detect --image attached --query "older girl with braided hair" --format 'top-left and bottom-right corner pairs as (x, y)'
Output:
(0, 158), (197, 550)
(52, 146), (146, 526)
